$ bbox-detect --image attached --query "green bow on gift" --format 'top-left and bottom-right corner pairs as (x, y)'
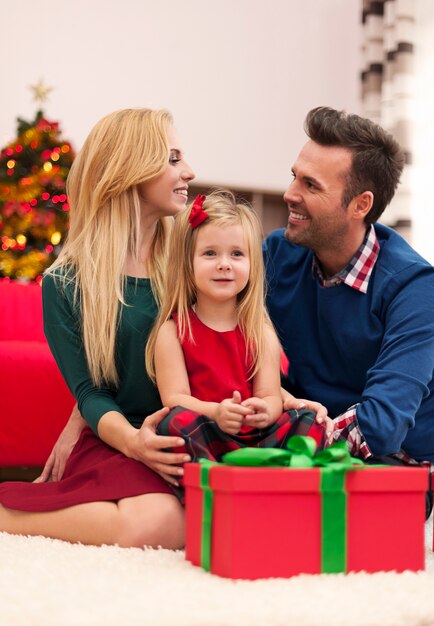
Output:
(199, 436), (365, 573)
(222, 435), (364, 469)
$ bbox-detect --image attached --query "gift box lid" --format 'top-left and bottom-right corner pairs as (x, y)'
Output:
(344, 466), (428, 492)
(184, 462), (428, 494)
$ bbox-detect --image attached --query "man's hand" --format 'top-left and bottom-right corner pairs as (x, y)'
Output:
(281, 387), (334, 444)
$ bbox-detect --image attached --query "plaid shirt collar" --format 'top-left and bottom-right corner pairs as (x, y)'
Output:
(312, 225), (380, 294)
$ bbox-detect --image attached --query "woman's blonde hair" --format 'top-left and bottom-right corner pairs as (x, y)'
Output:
(46, 108), (173, 387)
(146, 190), (271, 380)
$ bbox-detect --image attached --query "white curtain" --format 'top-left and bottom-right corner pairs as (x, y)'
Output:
(361, 0), (416, 235)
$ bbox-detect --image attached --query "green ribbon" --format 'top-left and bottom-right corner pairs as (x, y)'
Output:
(199, 436), (364, 573)
(199, 459), (218, 572)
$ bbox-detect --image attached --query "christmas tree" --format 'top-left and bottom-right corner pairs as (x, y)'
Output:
(0, 105), (75, 283)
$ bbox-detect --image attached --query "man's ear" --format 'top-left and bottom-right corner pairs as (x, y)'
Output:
(351, 191), (373, 221)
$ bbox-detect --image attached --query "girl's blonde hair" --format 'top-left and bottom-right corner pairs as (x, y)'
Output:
(146, 190), (271, 380)
(46, 108), (173, 387)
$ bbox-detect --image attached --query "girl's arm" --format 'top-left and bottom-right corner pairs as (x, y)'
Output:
(155, 321), (252, 433)
(243, 325), (283, 428)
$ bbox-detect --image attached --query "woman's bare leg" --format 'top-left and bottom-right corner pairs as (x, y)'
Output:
(0, 493), (184, 549)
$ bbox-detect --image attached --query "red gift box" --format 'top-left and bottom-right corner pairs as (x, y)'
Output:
(184, 462), (428, 579)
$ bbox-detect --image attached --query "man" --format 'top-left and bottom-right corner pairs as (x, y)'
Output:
(264, 106), (434, 472)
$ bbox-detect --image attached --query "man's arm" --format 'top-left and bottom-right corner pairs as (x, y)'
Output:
(335, 267), (434, 458)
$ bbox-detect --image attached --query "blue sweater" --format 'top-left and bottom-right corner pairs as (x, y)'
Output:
(264, 223), (434, 461)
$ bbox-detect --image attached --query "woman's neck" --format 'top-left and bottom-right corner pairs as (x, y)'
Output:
(124, 212), (159, 278)
(194, 296), (238, 332)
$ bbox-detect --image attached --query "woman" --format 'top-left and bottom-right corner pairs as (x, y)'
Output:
(0, 108), (195, 548)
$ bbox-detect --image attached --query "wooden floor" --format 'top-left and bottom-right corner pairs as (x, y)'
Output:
(0, 466), (42, 482)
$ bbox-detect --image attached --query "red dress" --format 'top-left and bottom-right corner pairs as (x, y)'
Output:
(176, 310), (254, 434)
(0, 427), (173, 511)
(157, 310), (325, 463)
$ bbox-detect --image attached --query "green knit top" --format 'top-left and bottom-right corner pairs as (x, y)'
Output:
(42, 273), (162, 434)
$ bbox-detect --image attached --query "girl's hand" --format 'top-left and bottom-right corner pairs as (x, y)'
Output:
(216, 391), (252, 435)
(242, 397), (274, 429)
(34, 404), (86, 483)
(281, 388), (334, 444)
(125, 407), (190, 487)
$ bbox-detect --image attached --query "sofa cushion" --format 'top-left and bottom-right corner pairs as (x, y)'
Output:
(0, 281), (46, 342)
(0, 340), (75, 466)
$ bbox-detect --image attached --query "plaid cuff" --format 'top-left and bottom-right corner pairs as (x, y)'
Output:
(332, 404), (373, 460)
(390, 449), (430, 467)
(332, 405), (430, 466)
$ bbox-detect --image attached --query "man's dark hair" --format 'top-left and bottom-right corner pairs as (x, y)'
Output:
(304, 106), (405, 225)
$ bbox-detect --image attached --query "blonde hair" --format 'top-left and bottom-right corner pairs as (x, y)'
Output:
(46, 108), (173, 387)
(146, 190), (271, 380)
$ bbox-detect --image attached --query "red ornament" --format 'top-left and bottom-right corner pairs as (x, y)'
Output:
(36, 118), (59, 133)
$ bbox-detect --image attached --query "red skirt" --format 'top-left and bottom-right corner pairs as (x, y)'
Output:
(0, 426), (173, 512)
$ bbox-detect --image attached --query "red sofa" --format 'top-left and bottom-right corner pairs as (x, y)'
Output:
(0, 280), (74, 468)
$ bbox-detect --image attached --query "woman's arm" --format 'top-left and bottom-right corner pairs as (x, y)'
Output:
(34, 404), (86, 482)
(97, 408), (189, 486)
(42, 274), (186, 484)
(42, 273), (123, 433)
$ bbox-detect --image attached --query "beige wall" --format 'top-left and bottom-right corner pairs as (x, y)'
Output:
(0, 0), (361, 194)
(412, 0), (434, 263)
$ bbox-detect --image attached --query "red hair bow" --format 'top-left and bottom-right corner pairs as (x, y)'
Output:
(189, 195), (208, 230)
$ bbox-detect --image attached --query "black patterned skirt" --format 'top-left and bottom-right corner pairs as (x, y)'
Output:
(157, 407), (326, 463)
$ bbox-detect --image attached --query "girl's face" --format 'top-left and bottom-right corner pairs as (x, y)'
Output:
(138, 127), (195, 218)
(193, 222), (250, 305)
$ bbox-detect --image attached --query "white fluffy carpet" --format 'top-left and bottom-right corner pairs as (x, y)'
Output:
(1, 519), (434, 626)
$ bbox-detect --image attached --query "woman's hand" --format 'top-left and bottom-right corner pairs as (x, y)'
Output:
(281, 387), (334, 444)
(34, 404), (86, 482)
(125, 407), (191, 487)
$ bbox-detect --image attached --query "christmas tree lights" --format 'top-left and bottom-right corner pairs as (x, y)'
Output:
(0, 110), (75, 283)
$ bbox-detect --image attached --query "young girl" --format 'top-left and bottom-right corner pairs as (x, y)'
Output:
(146, 191), (331, 463)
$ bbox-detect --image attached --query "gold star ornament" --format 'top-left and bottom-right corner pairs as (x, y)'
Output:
(30, 79), (53, 103)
